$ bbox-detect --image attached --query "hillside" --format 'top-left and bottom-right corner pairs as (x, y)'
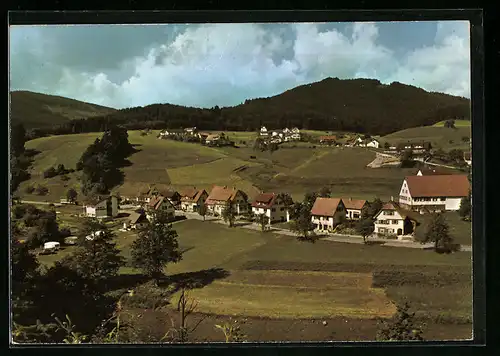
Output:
(28, 78), (470, 137)
(382, 126), (471, 151)
(10, 91), (116, 129)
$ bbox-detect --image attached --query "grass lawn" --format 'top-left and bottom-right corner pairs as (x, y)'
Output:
(382, 126), (471, 151)
(443, 212), (472, 245)
(432, 120), (471, 127)
(170, 270), (396, 319)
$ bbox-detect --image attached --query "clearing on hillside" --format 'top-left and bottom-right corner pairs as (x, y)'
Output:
(382, 126), (471, 151)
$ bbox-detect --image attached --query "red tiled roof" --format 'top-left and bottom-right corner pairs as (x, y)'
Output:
(311, 198), (343, 217)
(251, 193), (277, 209)
(206, 186), (242, 205)
(405, 175), (469, 197)
(319, 135), (337, 141)
(180, 188), (207, 202)
(341, 198), (367, 210)
(376, 201), (420, 222)
(147, 196), (166, 210)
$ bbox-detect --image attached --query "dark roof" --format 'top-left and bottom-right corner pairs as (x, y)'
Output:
(128, 212), (148, 224)
(311, 198), (343, 217)
(405, 175), (469, 197)
(340, 198), (367, 210)
(159, 190), (180, 199)
(251, 193), (277, 209)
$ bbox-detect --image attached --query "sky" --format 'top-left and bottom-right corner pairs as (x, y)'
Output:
(9, 21), (470, 109)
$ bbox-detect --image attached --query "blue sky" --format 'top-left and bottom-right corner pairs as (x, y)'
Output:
(9, 21), (470, 109)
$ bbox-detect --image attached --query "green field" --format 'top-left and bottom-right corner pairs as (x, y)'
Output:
(382, 126), (471, 151)
(433, 120), (471, 127)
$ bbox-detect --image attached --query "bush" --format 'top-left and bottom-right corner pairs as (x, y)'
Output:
(35, 185), (49, 196)
(59, 227), (72, 238)
(25, 185), (35, 194)
(121, 281), (174, 310)
(60, 175), (70, 181)
(43, 167), (57, 179)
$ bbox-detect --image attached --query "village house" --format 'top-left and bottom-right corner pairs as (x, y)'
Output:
(184, 127), (198, 136)
(365, 138), (380, 148)
(290, 127), (301, 140)
(396, 141), (432, 154)
(180, 188), (208, 212)
(464, 151), (472, 166)
(205, 134), (221, 145)
(156, 189), (181, 208)
(124, 211), (149, 230)
(158, 129), (183, 139)
(310, 198), (347, 232)
(319, 135), (337, 145)
(83, 195), (119, 219)
(341, 198), (367, 220)
(198, 132), (210, 141)
(145, 195), (175, 221)
(205, 186), (249, 216)
(251, 193), (291, 223)
(260, 126), (269, 137)
(374, 201), (419, 238)
(398, 175), (470, 213)
(346, 136), (363, 147)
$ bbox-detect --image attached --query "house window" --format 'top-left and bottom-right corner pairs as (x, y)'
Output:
(353, 213), (359, 219)
(440, 197), (446, 201)
(379, 228), (386, 233)
(280, 207), (284, 211)
(392, 220), (399, 224)
(383, 211), (394, 215)
(271, 208), (276, 212)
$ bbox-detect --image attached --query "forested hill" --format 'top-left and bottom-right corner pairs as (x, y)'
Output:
(20, 78), (470, 138)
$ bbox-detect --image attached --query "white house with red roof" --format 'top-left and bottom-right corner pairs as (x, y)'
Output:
(399, 175), (470, 213)
(179, 188), (208, 212)
(205, 186), (249, 216)
(310, 198), (347, 232)
(251, 193), (290, 223)
(145, 195), (175, 221)
(341, 197), (367, 220)
(374, 201), (420, 238)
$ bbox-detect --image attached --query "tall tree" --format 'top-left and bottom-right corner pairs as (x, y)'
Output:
(362, 198), (383, 219)
(458, 189), (472, 221)
(130, 211), (182, 286)
(11, 123), (26, 157)
(256, 214), (269, 232)
(356, 218), (375, 244)
(318, 186), (332, 198)
(422, 213), (455, 252)
(198, 203), (207, 222)
(221, 203), (236, 228)
(303, 191), (318, 210)
(61, 219), (124, 284)
(376, 302), (424, 341)
(290, 203), (315, 242)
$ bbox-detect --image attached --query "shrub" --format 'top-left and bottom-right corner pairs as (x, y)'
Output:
(43, 167), (57, 179)
(121, 281), (174, 310)
(60, 175), (70, 182)
(59, 228), (72, 238)
(25, 185), (35, 194)
(35, 185), (49, 196)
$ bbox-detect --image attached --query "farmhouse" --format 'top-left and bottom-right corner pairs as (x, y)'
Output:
(145, 195), (175, 221)
(366, 139), (380, 148)
(341, 198), (367, 220)
(251, 193), (290, 223)
(124, 211), (149, 230)
(310, 198), (347, 232)
(374, 201), (419, 238)
(205, 186), (249, 216)
(83, 195), (119, 219)
(184, 127), (198, 135)
(180, 188), (208, 212)
(205, 134), (221, 145)
(319, 135), (337, 145)
(346, 136), (363, 147)
(158, 189), (181, 208)
(398, 175), (470, 213)
(464, 151), (472, 166)
(260, 126), (269, 137)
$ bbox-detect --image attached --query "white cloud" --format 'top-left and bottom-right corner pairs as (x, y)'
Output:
(10, 21), (471, 108)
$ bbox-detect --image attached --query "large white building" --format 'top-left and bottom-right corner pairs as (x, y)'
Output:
(83, 195), (119, 219)
(398, 175), (470, 213)
(205, 186), (249, 216)
(251, 192), (290, 223)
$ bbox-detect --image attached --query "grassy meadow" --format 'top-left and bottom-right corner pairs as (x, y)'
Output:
(381, 126), (471, 151)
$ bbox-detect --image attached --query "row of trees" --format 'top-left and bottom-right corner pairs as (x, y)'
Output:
(77, 125), (134, 196)
(10, 124), (32, 192)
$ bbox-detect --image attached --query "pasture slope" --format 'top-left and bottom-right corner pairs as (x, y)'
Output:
(381, 126), (471, 151)
(23, 129), (423, 203)
(37, 217), (472, 341)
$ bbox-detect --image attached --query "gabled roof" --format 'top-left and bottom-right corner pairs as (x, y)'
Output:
(405, 175), (469, 197)
(159, 190), (180, 199)
(311, 198), (343, 217)
(128, 212), (148, 224)
(181, 188), (207, 203)
(251, 193), (278, 209)
(375, 201), (420, 222)
(206, 186), (244, 205)
(341, 198), (367, 210)
(147, 195), (171, 210)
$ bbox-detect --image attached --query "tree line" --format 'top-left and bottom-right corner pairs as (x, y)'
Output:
(23, 78), (470, 141)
